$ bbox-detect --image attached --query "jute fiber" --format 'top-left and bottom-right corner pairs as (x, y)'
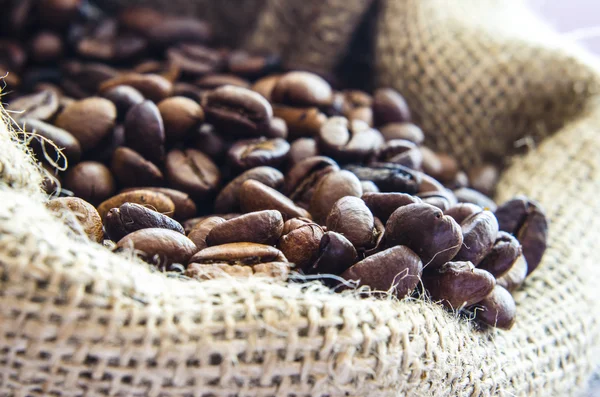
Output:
(1, 0), (600, 395)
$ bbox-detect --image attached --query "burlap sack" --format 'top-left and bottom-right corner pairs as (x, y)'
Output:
(1, 0), (600, 396)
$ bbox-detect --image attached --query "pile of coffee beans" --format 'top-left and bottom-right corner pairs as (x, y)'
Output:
(1, 1), (548, 330)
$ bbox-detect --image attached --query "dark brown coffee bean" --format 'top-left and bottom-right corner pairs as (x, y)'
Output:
(385, 203), (463, 269)
(227, 51), (279, 77)
(418, 191), (456, 212)
(379, 122), (425, 145)
(61, 62), (119, 98)
(117, 228), (197, 267)
(454, 211), (499, 266)
(227, 137), (290, 172)
(285, 156), (339, 209)
(277, 219), (324, 271)
(157, 96), (204, 143)
(420, 147), (459, 183)
(122, 187), (197, 221)
(251, 75), (280, 101)
(478, 232), (522, 278)
(196, 74), (250, 89)
(309, 170), (363, 225)
(206, 210), (283, 246)
(87, 124), (126, 164)
(271, 71), (333, 107)
(318, 117), (384, 163)
(111, 147), (163, 187)
(104, 202), (185, 241)
(190, 123), (225, 160)
(454, 188), (498, 212)
(166, 44), (223, 78)
(468, 163), (499, 197)
(239, 180), (311, 220)
(288, 138), (318, 167)
(377, 139), (422, 169)
(131, 60), (181, 83)
(118, 7), (163, 34)
(97, 189), (175, 220)
(147, 17), (212, 46)
(38, 0), (80, 29)
(326, 196), (376, 249)
(496, 254), (528, 292)
(469, 285), (516, 330)
(360, 181), (379, 193)
(372, 88), (411, 126)
(18, 118), (81, 165)
(266, 117), (288, 139)
(342, 246), (423, 298)
(306, 232), (357, 276)
(102, 85), (145, 121)
(165, 148), (220, 200)
(172, 82), (205, 102)
(444, 203), (483, 225)
(55, 97), (116, 151)
(189, 242), (287, 265)
(46, 197), (104, 243)
(63, 161), (116, 205)
(345, 163), (421, 194)
(100, 73), (173, 102)
(187, 216), (226, 250)
(215, 166), (284, 213)
(422, 261), (496, 309)
(273, 106), (327, 139)
(362, 192), (421, 223)
(124, 100), (165, 164)
(418, 173), (447, 194)
(9, 89), (59, 121)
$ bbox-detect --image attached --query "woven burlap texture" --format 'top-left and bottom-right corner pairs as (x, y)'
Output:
(1, 0), (600, 395)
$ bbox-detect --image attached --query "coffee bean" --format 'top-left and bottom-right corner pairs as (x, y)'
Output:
(124, 100), (165, 164)
(165, 148), (220, 200)
(326, 196), (376, 249)
(309, 170), (363, 224)
(496, 254), (528, 292)
(105, 202), (185, 241)
(147, 17), (212, 46)
(61, 62), (119, 98)
(372, 88), (411, 126)
(46, 197), (104, 242)
(228, 51), (280, 78)
(97, 189), (175, 220)
(454, 187), (498, 211)
(385, 203), (463, 269)
(122, 187), (197, 222)
(345, 163), (421, 194)
(192, 124), (227, 161)
(418, 191), (456, 212)
(117, 228), (197, 268)
(9, 89), (59, 121)
(379, 122), (425, 145)
(172, 82), (204, 102)
(418, 173), (447, 194)
(166, 44), (223, 78)
(157, 96), (204, 143)
(318, 117), (384, 163)
(203, 85), (273, 138)
(342, 246), (423, 298)
(189, 242), (287, 265)
(38, 0), (80, 29)
(444, 203), (483, 225)
(420, 147), (459, 183)
(277, 219), (324, 270)
(377, 139), (422, 169)
(227, 137), (290, 172)
(271, 71), (333, 107)
(422, 261), (496, 309)
(266, 117), (288, 139)
(111, 147), (164, 187)
(187, 261), (290, 279)
(55, 97), (116, 151)
(360, 181), (379, 193)
(451, 171), (470, 190)
(87, 124), (125, 164)
(102, 85), (145, 121)
(273, 106), (327, 139)
(63, 161), (115, 205)
(196, 74), (250, 89)
(251, 75), (281, 101)
(206, 210), (284, 246)
(187, 216), (226, 250)
(469, 285), (516, 330)
(18, 118), (81, 165)
(285, 156), (339, 209)
(362, 192), (421, 223)
(215, 166), (284, 213)
(239, 180), (311, 220)
(100, 73), (173, 102)
(454, 210), (499, 266)
(118, 7), (163, 34)
(468, 163), (500, 197)
(41, 163), (61, 195)
(478, 232), (522, 278)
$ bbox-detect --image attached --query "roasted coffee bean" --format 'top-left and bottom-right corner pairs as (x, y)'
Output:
(192, 124), (227, 161)
(454, 187), (498, 212)
(347, 106), (373, 126)
(277, 219), (324, 270)
(271, 71), (333, 107)
(186, 261), (290, 279)
(422, 261), (496, 309)
(285, 156), (339, 209)
(60, 62), (119, 98)
(362, 192), (421, 223)
(469, 285), (516, 330)
(273, 106), (327, 139)
(87, 124), (125, 164)
(9, 90), (59, 121)
(418, 173), (447, 194)
(172, 82), (205, 102)
(494, 197), (548, 275)
(478, 232), (522, 278)
(166, 44), (223, 78)
(38, 0), (81, 29)
(227, 137), (290, 171)
(124, 100), (165, 164)
(385, 203), (463, 269)
(41, 163), (61, 195)
(239, 180), (311, 220)
(450, 171), (470, 190)
(379, 122), (425, 145)
(97, 189), (175, 220)
(326, 196), (376, 249)
(496, 254), (528, 292)
(215, 166), (284, 213)
(46, 197), (104, 242)
(18, 118), (81, 165)
(266, 117), (288, 139)
(377, 139), (423, 169)
(251, 74), (281, 101)
(372, 88), (411, 126)
(165, 148), (220, 200)
(63, 161), (115, 205)
(318, 117), (384, 163)
(288, 138), (318, 167)
(360, 181), (379, 193)
(454, 210), (498, 266)
(196, 74), (250, 89)
(187, 216), (226, 250)
(102, 85), (145, 121)
(309, 170), (363, 224)
(147, 17), (212, 46)
(122, 187), (197, 221)
(418, 191), (456, 212)
(468, 163), (499, 197)
(117, 228), (197, 268)
(228, 51), (279, 78)
(104, 202), (185, 241)
(444, 203), (483, 225)
(203, 85), (273, 138)
(342, 246), (423, 298)
(111, 147), (164, 187)
(132, 60), (181, 82)
(308, 231), (357, 276)
(55, 97), (116, 151)
(345, 163), (421, 194)
(118, 7), (163, 34)
(206, 210), (284, 246)
(189, 242), (287, 265)
(157, 96), (204, 143)
(100, 73), (173, 102)
(420, 147), (459, 183)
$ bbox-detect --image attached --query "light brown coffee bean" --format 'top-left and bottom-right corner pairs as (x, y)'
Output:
(207, 210), (284, 246)
(55, 97), (116, 151)
(157, 96), (204, 142)
(46, 197), (104, 242)
(117, 228), (197, 267)
(239, 180), (311, 220)
(97, 189), (175, 220)
(100, 73), (173, 102)
(187, 216), (226, 250)
(309, 170), (363, 225)
(326, 196), (376, 249)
